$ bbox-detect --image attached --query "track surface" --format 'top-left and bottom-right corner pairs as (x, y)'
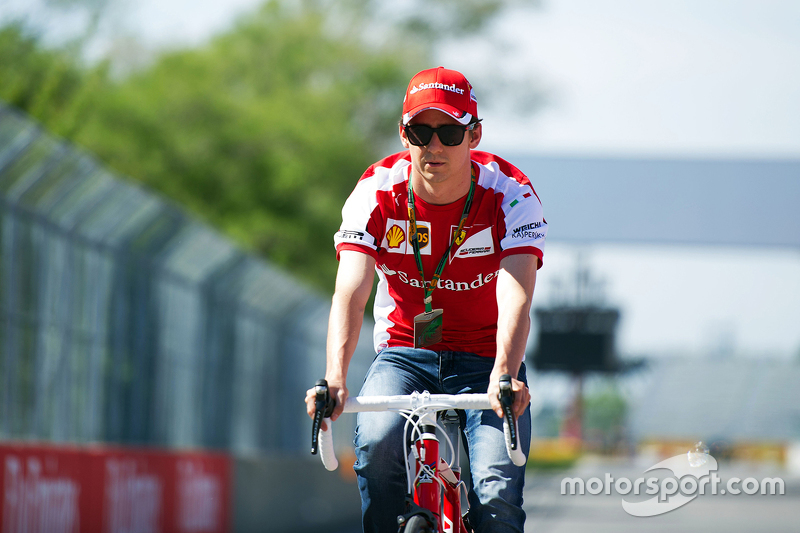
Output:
(334, 457), (798, 532)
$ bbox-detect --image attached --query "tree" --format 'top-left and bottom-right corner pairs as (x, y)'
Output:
(582, 381), (628, 454)
(1, 0), (540, 292)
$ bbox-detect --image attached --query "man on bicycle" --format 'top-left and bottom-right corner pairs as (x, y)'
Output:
(306, 66), (546, 532)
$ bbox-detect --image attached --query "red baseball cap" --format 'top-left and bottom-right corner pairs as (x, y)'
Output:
(402, 67), (478, 125)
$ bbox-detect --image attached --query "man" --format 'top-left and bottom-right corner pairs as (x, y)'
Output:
(306, 66), (546, 532)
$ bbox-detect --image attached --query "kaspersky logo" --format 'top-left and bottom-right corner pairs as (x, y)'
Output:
(409, 82), (465, 95)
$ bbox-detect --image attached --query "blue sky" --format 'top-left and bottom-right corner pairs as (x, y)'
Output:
(5, 0), (799, 359)
(461, 0), (800, 158)
(470, 1), (800, 359)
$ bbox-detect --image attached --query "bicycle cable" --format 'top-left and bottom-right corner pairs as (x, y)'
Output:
(398, 403), (460, 495)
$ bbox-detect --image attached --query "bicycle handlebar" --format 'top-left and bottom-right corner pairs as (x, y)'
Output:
(311, 376), (526, 471)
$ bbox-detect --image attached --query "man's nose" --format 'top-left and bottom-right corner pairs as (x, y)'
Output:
(426, 131), (445, 152)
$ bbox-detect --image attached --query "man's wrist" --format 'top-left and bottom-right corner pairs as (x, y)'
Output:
(490, 368), (510, 381)
(490, 357), (520, 380)
(324, 371), (347, 386)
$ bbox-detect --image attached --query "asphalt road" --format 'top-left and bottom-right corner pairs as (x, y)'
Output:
(334, 457), (799, 533)
(523, 457), (799, 533)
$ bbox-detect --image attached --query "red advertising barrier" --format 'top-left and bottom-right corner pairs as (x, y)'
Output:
(0, 442), (232, 533)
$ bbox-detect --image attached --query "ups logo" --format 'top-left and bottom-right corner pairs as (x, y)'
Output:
(414, 225), (430, 249)
(383, 220), (431, 254)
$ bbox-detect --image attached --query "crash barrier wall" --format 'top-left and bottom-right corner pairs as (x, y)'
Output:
(234, 454), (362, 533)
(0, 441), (232, 533)
(0, 102), (373, 457)
(0, 440), (368, 533)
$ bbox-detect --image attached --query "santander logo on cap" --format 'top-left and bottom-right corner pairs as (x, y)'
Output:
(409, 82), (464, 95)
(402, 67), (478, 125)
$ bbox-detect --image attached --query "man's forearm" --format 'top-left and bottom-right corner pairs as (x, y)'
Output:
(494, 254), (537, 378)
(494, 302), (531, 379)
(488, 254), (537, 418)
(325, 291), (366, 383)
(325, 250), (376, 386)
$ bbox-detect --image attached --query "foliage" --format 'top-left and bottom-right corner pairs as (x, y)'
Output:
(582, 382), (628, 454)
(526, 437), (582, 471)
(0, 24), (107, 138)
(0, 0), (537, 293)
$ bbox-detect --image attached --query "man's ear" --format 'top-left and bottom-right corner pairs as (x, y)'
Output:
(399, 123), (410, 149)
(468, 123), (482, 149)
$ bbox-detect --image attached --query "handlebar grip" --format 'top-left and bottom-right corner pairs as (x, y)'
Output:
(499, 374), (526, 467)
(503, 419), (526, 466)
(318, 419), (339, 471)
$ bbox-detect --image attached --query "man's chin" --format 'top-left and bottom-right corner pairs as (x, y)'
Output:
(423, 163), (448, 176)
(421, 171), (449, 184)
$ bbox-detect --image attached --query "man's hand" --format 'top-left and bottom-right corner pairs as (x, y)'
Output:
(305, 380), (349, 431)
(487, 373), (530, 420)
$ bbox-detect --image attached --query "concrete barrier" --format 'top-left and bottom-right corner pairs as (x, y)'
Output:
(234, 454), (361, 533)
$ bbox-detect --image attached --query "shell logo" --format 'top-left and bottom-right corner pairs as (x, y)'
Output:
(386, 224), (406, 249)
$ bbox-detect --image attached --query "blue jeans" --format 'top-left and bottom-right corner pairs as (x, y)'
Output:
(353, 347), (530, 533)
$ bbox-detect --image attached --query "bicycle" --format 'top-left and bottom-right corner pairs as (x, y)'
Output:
(310, 374), (526, 533)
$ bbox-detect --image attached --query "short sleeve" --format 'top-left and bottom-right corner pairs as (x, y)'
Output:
(498, 185), (547, 268)
(333, 173), (382, 260)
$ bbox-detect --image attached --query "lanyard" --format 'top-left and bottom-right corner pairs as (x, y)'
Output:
(407, 166), (477, 313)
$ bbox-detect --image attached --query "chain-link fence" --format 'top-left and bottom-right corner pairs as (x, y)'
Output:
(0, 102), (373, 455)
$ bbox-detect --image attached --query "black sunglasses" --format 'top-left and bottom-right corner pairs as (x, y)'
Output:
(404, 122), (478, 147)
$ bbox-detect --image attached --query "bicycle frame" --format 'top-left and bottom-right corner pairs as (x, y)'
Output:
(405, 405), (467, 532)
(412, 409), (470, 532)
(311, 385), (525, 532)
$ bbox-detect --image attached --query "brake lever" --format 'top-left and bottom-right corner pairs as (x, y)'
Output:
(498, 374), (517, 451)
(311, 379), (336, 455)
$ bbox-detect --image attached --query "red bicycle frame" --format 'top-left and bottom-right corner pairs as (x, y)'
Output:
(410, 414), (467, 532)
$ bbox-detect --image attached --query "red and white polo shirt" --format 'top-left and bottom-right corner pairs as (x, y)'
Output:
(334, 150), (546, 357)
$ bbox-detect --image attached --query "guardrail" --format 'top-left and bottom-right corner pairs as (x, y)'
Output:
(0, 101), (372, 457)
